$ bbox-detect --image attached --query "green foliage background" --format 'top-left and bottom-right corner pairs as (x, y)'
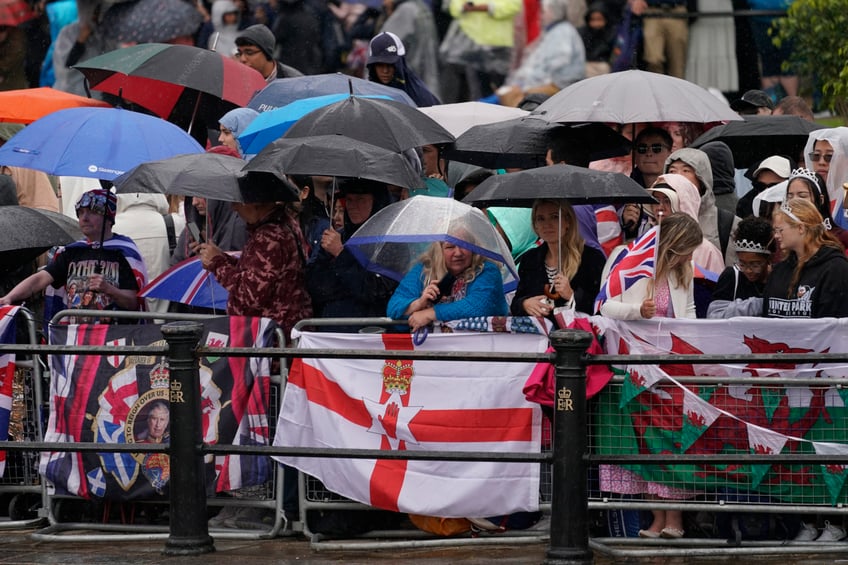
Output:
(774, 0), (848, 120)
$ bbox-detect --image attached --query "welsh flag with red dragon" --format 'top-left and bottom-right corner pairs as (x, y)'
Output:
(593, 316), (848, 505)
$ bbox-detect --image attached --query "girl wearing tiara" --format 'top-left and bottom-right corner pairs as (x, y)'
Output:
(707, 216), (774, 318)
(762, 198), (848, 319)
(785, 167), (848, 249)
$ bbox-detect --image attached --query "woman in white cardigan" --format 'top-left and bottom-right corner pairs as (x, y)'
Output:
(600, 213), (702, 321)
(598, 212), (703, 539)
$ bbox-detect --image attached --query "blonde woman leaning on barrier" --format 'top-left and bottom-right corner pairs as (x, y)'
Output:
(598, 213), (702, 539)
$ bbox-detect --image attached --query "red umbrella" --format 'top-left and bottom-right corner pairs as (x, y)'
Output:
(73, 43), (267, 128)
(0, 0), (38, 26)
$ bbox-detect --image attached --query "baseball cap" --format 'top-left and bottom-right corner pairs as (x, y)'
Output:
(730, 90), (775, 112)
(367, 32), (405, 66)
(752, 155), (792, 179)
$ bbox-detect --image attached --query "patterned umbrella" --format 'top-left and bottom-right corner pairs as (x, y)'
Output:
(139, 254), (235, 310)
(73, 43), (267, 126)
(0, 0), (38, 26)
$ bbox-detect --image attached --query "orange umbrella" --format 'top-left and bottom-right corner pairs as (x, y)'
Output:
(0, 87), (111, 124)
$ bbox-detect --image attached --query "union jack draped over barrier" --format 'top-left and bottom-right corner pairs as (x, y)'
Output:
(0, 305), (19, 477)
(593, 316), (848, 505)
(40, 316), (276, 500)
(274, 326), (547, 518)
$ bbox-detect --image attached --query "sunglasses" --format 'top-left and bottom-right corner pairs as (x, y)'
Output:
(636, 143), (669, 155)
(808, 152), (834, 163)
(75, 192), (114, 217)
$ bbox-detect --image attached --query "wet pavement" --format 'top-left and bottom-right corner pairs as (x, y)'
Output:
(3, 528), (848, 564)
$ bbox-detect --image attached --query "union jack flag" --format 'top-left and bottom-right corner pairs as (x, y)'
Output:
(594, 226), (658, 313)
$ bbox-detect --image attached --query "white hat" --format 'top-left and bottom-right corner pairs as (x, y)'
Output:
(752, 155), (792, 179)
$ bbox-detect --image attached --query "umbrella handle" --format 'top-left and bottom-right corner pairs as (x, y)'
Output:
(412, 326), (429, 346)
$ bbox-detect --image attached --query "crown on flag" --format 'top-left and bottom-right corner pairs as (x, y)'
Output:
(382, 360), (414, 395)
(149, 361), (170, 389)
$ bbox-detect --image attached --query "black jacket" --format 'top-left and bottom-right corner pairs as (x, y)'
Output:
(762, 245), (848, 318)
(510, 243), (606, 316)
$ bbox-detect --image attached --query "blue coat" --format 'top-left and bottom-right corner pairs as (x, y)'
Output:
(387, 261), (508, 321)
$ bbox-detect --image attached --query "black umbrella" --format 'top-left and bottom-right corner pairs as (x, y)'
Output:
(446, 117), (631, 169)
(0, 207), (82, 268)
(282, 96), (454, 152)
(243, 134), (422, 189)
(113, 152), (245, 201)
(462, 164), (656, 208)
(690, 115), (824, 168)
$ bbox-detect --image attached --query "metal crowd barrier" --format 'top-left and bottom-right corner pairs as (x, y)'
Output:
(31, 310), (289, 542)
(4, 312), (846, 561)
(0, 307), (47, 530)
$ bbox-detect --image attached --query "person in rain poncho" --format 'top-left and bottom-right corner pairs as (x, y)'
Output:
(803, 127), (848, 229)
(208, 0), (241, 56)
(379, 0), (442, 100)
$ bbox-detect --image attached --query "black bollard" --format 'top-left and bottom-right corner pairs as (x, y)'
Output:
(545, 328), (593, 565)
(161, 321), (214, 556)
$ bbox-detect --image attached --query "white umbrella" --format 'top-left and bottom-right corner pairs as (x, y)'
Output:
(418, 102), (528, 138)
(534, 70), (743, 124)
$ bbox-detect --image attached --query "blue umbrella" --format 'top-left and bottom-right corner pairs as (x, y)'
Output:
(0, 107), (204, 181)
(247, 74), (416, 112)
(238, 93), (390, 155)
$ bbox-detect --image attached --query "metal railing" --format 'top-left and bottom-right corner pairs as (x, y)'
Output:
(1, 316), (847, 561)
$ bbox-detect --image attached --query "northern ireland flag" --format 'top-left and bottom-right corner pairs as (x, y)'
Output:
(0, 305), (19, 477)
(274, 330), (546, 518)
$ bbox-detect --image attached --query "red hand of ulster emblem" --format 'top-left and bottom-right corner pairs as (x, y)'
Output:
(378, 401), (400, 439)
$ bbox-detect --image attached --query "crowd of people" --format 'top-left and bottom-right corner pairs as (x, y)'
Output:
(0, 0), (841, 543)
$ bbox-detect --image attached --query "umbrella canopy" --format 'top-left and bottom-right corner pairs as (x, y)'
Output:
(244, 134), (422, 189)
(689, 115), (824, 168)
(140, 254), (234, 310)
(417, 101), (528, 138)
(247, 74), (416, 112)
(0, 0), (38, 26)
(0, 87), (111, 124)
(462, 164), (657, 208)
(73, 43), (267, 125)
(534, 70), (743, 124)
(345, 195), (519, 292)
(283, 96), (454, 152)
(100, 0), (204, 44)
(238, 93), (390, 155)
(0, 206), (82, 268)
(0, 107), (204, 181)
(113, 152), (245, 201)
(447, 118), (631, 169)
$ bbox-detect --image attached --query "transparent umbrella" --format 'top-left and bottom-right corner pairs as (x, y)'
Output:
(345, 196), (519, 292)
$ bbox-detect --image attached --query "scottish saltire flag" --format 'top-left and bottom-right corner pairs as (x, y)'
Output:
(594, 226), (658, 313)
(0, 305), (19, 477)
(40, 316), (275, 500)
(274, 329), (546, 518)
(593, 315), (848, 506)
